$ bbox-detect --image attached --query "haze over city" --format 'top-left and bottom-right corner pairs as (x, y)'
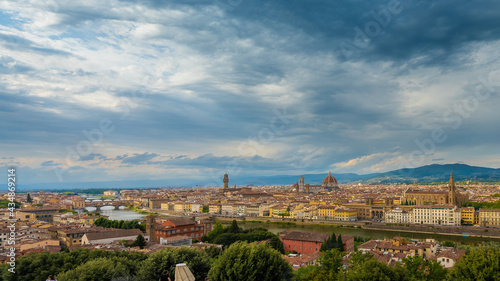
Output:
(1, 0), (500, 187)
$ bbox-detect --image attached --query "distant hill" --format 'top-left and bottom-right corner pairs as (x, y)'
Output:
(7, 163), (500, 191)
(363, 163), (500, 184)
(235, 163), (500, 186)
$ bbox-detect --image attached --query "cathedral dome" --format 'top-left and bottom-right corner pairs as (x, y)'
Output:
(322, 171), (338, 187)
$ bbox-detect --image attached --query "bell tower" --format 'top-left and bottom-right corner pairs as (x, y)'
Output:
(223, 173), (229, 190)
(146, 215), (156, 242)
(448, 171), (456, 206)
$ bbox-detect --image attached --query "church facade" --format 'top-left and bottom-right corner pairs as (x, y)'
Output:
(402, 172), (468, 207)
(293, 171), (340, 193)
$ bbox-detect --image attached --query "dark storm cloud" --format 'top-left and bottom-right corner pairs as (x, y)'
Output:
(121, 152), (160, 164)
(41, 160), (61, 167)
(1, 0), (500, 185)
(78, 153), (107, 161)
(0, 33), (74, 57)
(152, 153), (295, 171)
(0, 56), (33, 74)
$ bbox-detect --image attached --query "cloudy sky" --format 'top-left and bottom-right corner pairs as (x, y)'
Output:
(1, 0), (500, 187)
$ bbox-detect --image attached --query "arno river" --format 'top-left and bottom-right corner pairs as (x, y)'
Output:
(83, 207), (500, 246)
(222, 221), (500, 246)
(85, 206), (146, 221)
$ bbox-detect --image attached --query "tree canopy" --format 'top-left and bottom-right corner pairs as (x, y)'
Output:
(136, 247), (211, 281)
(447, 246), (500, 281)
(208, 241), (292, 281)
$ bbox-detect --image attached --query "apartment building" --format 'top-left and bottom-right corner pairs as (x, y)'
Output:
(385, 208), (413, 224)
(479, 209), (500, 227)
(412, 205), (460, 226)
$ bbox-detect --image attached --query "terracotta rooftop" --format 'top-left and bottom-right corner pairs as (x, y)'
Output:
(163, 217), (196, 227)
(280, 231), (329, 243)
(84, 229), (143, 241)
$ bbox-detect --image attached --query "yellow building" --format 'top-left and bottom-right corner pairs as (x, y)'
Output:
(269, 205), (289, 217)
(309, 201), (327, 205)
(160, 202), (171, 210)
(479, 209), (500, 227)
(78, 216), (102, 225)
(317, 206), (336, 220)
(183, 203), (192, 212)
(209, 204), (221, 214)
(20, 239), (60, 251)
(71, 196), (86, 209)
(334, 208), (357, 221)
(174, 202), (184, 212)
(460, 207), (475, 225)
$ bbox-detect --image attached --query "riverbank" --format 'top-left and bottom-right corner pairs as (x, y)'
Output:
(128, 206), (157, 215)
(214, 216), (500, 240)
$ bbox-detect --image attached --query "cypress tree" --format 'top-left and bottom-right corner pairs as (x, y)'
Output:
(330, 233), (336, 250)
(337, 234), (344, 252)
(27, 193), (33, 203)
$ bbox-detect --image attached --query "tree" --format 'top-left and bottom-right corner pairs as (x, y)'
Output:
(136, 247), (211, 281)
(202, 205), (209, 213)
(448, 246), (500, 281)
(0, 249), (147, 281)
(294, 265), (317, 281)
(337, 235), (344, 252)
(269, 235), (285, 254)
(202, 222), (225, 243)
(27, 193), (33, 203)
(441, 240), (455, 247)
(402, 256), (447, 281)
(330, 233), (337, 250)
(228, 220), (241, 234)
(299, 249), (344, 281)
(348, 251), (374, 267)
(204, 246), (223, 259)
(56, 257), (135, 281)
(346, 259), (407, 281)
(132, 234), (147, 249)
(208, 241), (292, 281)
(321, 233), (344, 252)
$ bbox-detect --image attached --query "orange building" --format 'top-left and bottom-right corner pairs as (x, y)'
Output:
(155, 218), (212, 242)
(279, 231), (354, 254)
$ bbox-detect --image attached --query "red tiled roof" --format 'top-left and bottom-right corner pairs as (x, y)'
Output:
(280, 231), (329, 243)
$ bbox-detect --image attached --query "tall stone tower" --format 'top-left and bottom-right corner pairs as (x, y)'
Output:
(146, 215), (156, 242)
(299, 177), (305, 192)
(448, 171), (456, 205)
(223, 173), (229, 190)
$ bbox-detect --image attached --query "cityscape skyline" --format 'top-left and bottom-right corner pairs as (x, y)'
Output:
(1, 1), (500, 186)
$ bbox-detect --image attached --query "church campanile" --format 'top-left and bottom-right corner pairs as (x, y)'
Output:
(448, 171), (456, 205)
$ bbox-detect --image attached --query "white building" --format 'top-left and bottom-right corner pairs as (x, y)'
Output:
(103, 190), (118, 196)
(159, 236), (192, 247)
(434, 249), (466, 268)
(221, 204), (235, 215)
(234, 204), (246, 216)
(191, 203), (202, 213)
(412, 205), (460, 226)
(385, 208), (413, 224)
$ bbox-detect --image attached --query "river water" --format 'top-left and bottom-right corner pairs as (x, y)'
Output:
(84, 206), (146, 221)
(222, 221), (500, 246)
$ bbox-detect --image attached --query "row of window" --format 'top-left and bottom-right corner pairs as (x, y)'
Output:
(287, 244), (318, 251)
